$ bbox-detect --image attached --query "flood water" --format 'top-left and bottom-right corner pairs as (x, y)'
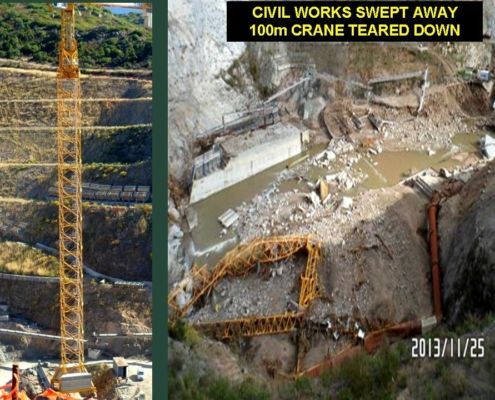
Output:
(189, 131), (485, 267)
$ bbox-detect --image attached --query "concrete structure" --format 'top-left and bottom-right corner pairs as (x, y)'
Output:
(218, 209), (239, 228)
(144, 11), (152, 28)
(60, 372), (93, 392)
(481, 134), (495, 160)
(113, 357), (128, 379)
(87, 348), (102, 360)
(368, 70), (424, 85)
(190, 123), (304, 203)
(197, 105), (280, 147)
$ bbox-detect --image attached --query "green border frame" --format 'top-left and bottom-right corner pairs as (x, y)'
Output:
(152, 0), (167, 399)
(0, 1), (166, 398)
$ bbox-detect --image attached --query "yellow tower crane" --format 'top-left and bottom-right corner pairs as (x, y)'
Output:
(50, 3), (93, 393)
(49, 2), (150, 393)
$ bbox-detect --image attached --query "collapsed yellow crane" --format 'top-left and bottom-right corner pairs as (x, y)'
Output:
(168, 235), (322, 338)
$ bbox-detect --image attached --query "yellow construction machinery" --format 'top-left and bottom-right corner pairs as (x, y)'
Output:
(168, 235), (322, 338)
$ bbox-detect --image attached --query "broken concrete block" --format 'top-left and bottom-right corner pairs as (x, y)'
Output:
(168, 205), (181, 222)
(344, 178), (354, 190)
(307, 191), (321, 207)
(480, 134), (495, 160)
(439, 168), (451, 178)
(315, 151), (327, 161)
(326, 150), (337, 161)
(301, 130), (311, 144)
(218, 208), (239, 228)
(185, 207), (198, 230)
(340, 196), (352, 210)
(169, 224), (184, 239)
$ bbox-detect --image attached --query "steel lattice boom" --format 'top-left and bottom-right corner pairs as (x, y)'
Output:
(168, 235), (322, 338)
(56, 3), (85, 374)
(195, 312), (305, 340)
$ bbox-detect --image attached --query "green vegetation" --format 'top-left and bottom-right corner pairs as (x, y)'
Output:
(169, 369), (270, 400)
(277, 345), (406, 400)
(83, 160), (151, 186)
(169, 326), (270, 400)
(454, 312), (495, 335)
(220, 47), (275, 99)
(0, 241), (58, 276)
(169, 313), (495, 400)
(326, 346), (402, 400)
(169, 320), (201, 348)
(83, 127), (152, 164)
(0, 3), (151, 68)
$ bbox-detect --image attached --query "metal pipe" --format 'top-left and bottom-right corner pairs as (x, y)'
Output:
(364, 319), (422, 354)
(302, 346), (363, 377)
(301, 318), (423, 377)
(428, 191), (443, 321)
(11, 364), (18, 400)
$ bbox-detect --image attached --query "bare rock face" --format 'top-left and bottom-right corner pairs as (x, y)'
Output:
(440, 161), (495, 324)
(168, 0), (253, 183)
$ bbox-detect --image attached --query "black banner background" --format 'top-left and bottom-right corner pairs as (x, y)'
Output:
(226, 1), (483, 42)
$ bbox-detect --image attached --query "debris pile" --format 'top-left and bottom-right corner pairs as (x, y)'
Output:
(189, 257), (301, 323)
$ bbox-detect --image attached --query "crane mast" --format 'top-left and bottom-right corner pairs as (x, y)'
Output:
(56, 2), (85, 375)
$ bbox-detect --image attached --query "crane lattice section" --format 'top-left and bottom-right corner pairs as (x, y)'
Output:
(168, 235), (322, 337)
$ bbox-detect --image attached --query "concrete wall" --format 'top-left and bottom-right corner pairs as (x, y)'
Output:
(190, 133), (302, 203)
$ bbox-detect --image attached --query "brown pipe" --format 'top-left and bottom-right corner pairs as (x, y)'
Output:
(428, 191), (443, 321)
(11, 364), (18, 400)
(364, 319), (422, 354)
(301, 319), (423, 378)
(303, 346), (363, 377)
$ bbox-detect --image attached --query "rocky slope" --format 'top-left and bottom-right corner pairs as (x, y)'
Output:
(168, 0), (263, 184)
(440, 160), (495, 324)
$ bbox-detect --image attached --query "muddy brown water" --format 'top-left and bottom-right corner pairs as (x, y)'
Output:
(189, 149), (315, 267)
(357, 132), (483, 190)
(190, 131), (485, 267)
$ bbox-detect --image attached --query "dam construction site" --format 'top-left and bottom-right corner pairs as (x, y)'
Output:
(168, 2), (495, 399)
(0, 4), (151, 400)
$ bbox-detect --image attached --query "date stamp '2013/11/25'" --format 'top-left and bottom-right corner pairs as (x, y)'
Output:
(411, 337), (485, 359)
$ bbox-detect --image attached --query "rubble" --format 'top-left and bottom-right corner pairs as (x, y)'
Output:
(306, 191), (321, 208)
(189, 257), (301, 322)
(340, 197), (353, 210)
(168, 204), (181, 222)
(170, 35), (495, 388)
(480, 134), (495, 160)
(218, 208), (239, 228)
(168, 224), (185, 284)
